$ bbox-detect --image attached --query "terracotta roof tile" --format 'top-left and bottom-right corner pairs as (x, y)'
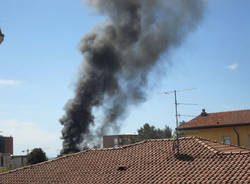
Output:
(177, 109), (250, 130)
(0, 137), (249, 183)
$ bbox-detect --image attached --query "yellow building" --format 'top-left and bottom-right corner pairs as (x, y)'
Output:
(177, 109), (250, 148)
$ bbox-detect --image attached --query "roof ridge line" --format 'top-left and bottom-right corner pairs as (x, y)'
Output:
(0, 149), (90, 176)
(146, 137), (191, 141)
(0, 137), (184, 176)
(194, 137), (250, 154)
(205, 109), (250, 114)
(99, 137), (188, 150)
(0, 138), (161, 176)
(194, 137), (221, 154)
(99, 139), (150, 150)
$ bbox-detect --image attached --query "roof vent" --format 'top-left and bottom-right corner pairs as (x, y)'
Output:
(117, 165), (128, 171)
(175, 153), (194, 161)
(201, 109), (208, 117)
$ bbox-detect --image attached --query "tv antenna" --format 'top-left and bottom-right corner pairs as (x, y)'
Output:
(163, 88), (197, 154)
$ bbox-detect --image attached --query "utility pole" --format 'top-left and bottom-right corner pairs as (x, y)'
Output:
(163, 88), (196, 154)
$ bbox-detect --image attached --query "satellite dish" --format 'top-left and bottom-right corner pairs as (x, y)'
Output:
(0, 29), (5, 44)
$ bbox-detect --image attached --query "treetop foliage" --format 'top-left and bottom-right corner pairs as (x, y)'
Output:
(27, 148), (48, 165)
(136, 123), (172, 142)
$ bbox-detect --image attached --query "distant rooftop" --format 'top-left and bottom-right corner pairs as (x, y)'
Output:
(177, 109), (250, 130)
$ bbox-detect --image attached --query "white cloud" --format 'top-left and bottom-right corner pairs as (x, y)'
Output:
(0, 79), (20, 86)
(0, 119), (61, 157)
(226, 63), (238, 71)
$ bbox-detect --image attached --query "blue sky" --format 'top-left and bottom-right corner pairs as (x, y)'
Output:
(0, 0), (249, 157)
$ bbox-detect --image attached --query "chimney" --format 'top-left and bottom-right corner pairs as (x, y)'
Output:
(201, 109), (207, 117)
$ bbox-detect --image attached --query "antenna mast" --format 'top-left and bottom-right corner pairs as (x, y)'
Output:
(174, 90), (180, 154)
(163, 88), (196, 154)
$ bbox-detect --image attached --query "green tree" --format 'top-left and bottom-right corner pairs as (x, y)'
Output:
(174, 121), (186, 137)
(27, 148), (48, 165)
(136, 123), (172, 142)
(0, 164), (13, 173)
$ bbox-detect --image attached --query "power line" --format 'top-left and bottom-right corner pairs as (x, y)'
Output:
(177, 103), (198, 106)
(178, 115), (196, 117)
(163, 88), (196, 128)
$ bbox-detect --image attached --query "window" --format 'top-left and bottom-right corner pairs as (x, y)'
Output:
(114, 138), (118, 146)
(0, 156), (3, 167)
(223, 136), (230, 144)
(122, 137), (128, 142)
(119, 138), (122, 144)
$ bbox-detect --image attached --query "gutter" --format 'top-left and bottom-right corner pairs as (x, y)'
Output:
(233, 128), (240, 146)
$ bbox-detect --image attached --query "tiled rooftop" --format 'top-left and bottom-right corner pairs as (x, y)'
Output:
(177, 109), (250, 130)
(0, 137), (249, 184)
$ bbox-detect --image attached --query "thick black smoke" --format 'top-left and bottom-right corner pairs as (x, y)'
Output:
(60, 0), (204, 154)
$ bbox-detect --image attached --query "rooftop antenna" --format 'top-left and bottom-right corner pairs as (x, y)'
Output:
(163, 88), (196, 154)
(22, 149), (30, 155)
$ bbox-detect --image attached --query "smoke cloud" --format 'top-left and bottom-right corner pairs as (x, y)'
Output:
(60, 0), (204, 154)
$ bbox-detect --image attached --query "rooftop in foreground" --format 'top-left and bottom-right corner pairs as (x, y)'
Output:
(0, 137), (249, 183)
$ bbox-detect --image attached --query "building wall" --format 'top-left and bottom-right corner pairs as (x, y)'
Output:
(0, 136), (13, 155)
(0, 153), (11, 168)
(184, 125), (250, 148)
(0, 137), (5, 153)
(4, 137), (13, 155)
(103, 136), (116, 148)
(11, 156), (27, 169)
(103, 135), (138, 148)
(0, 154), (27, 169)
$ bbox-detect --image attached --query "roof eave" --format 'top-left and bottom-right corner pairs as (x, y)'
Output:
(177, 122), (250, 130)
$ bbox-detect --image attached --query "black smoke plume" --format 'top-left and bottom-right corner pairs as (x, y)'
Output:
(60, 0), (204, 154)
